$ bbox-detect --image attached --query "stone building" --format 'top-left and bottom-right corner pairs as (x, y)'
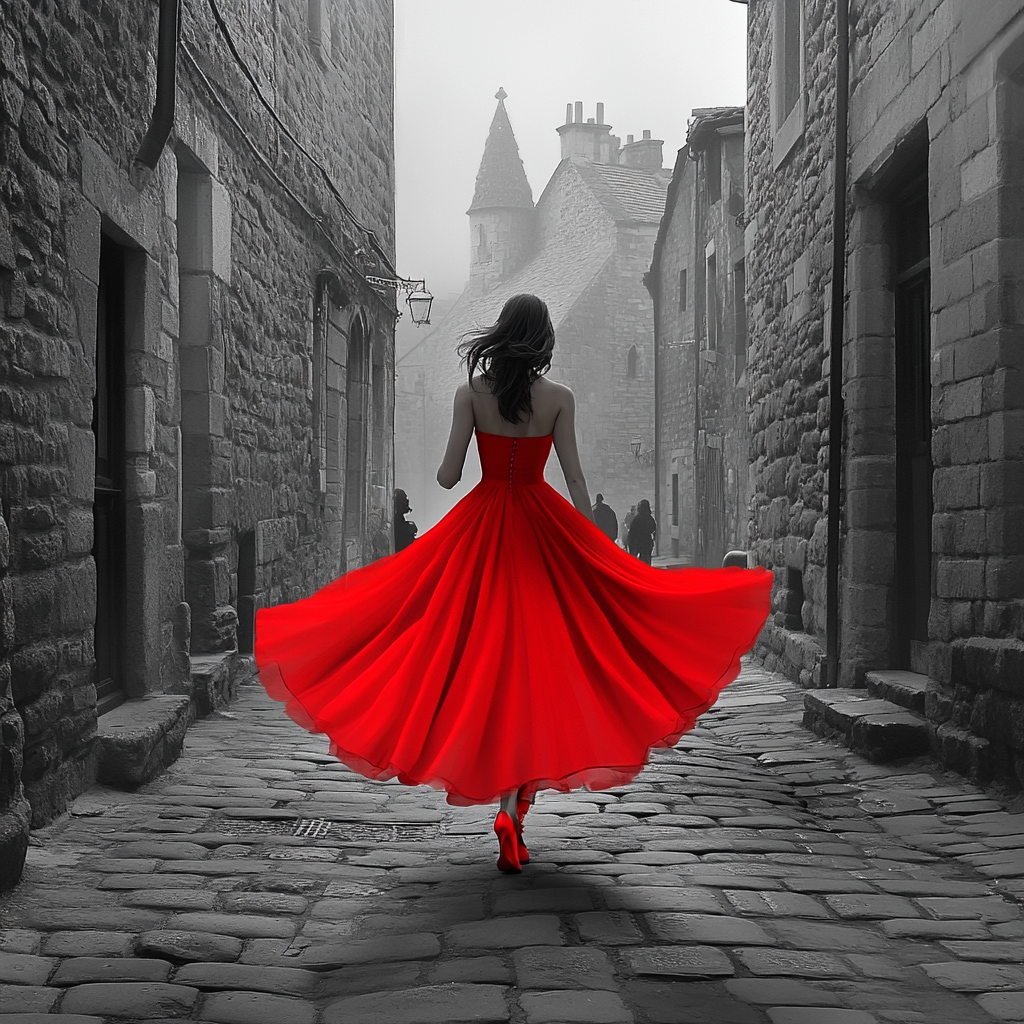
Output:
(746, 0), (1024, 785)
(647, 108), (748, 567)
(0, 0), (395, 885)
(398, 94), (668, 531)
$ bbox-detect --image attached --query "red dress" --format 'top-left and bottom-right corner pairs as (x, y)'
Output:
(255, 430), (771, 806)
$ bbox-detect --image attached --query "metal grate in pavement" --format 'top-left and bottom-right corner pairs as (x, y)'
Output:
(220, 817), (443, 842)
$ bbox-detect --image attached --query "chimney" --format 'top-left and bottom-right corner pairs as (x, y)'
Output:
(557, 100), (616, 164)
(620, 129), (664, 171)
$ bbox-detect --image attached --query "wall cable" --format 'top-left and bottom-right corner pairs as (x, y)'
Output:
(200, 0), (396, 275)
(178, 41), (397, 316)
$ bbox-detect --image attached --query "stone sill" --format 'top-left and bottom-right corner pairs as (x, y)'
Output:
(96, 652), (255, 790)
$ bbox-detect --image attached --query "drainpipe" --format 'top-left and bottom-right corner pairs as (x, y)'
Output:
(644, 270), (661, 557)
(131, 0), (181, 191)
(825, 0), (851, 687)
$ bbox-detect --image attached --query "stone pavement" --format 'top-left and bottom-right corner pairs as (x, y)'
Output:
(1, 661), (1023, 1023)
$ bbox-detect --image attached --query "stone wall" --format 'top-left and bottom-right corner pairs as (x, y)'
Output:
(746, 0), (1024, 784)
(745, 0), (836, 684)
(0, 0), (395, 844)
(651, 155), (698, 559)
(652, 123), (751, 568)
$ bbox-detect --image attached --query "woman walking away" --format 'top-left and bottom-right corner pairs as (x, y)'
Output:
(627, 498), (657, 565)
(254, 294), (771, 874)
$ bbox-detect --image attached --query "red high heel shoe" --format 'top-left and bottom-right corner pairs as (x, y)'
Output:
(494, 810), (522, 873)
(515, 792), (532, 864)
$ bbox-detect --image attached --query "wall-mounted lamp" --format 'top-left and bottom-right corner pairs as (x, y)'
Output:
(365, 275), (434, 325)
(630, 435), (655, 465)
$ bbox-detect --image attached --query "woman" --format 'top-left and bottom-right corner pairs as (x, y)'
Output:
(627, 498), (657, 565)
(255, 294), (771, 874)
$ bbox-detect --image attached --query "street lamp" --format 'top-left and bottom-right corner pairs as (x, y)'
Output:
(406, 287), (434, 326)
(631, 435), (643, 461)
(365, 274), (435, 325)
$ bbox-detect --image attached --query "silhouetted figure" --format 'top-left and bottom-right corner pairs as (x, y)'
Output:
(621, 504), (637, 548)
(394, 489), (418, 552)
(592, 493), (618, 543)
(627, 499), (657, 565)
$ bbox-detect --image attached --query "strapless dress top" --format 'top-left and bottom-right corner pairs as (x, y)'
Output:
(476, 430), (552, 485)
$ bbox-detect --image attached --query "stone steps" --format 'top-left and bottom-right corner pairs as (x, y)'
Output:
(96, 695), (193, 789)
(803, 675), (931, 763)
(865, 669), (928, 714)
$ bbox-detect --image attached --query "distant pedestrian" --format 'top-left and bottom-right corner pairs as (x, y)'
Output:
(393, 489), (418, 552)
(627, 498), (656, 565)
(621, 504), (637, 547)
(592, 493), (618, 543)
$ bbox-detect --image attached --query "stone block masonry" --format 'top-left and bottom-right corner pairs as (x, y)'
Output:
(744, 0), (1024, 785)
(0, 0), (396, 881)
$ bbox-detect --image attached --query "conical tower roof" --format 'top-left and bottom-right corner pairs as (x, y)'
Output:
(468, 88), (534, 213)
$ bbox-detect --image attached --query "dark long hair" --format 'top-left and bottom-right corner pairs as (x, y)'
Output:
(458, 294), (555, 424)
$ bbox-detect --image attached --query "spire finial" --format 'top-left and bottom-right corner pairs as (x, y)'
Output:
(495, 87), (507, 101)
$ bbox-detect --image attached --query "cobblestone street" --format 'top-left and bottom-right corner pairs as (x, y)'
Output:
(0, 664), (1021, 1023)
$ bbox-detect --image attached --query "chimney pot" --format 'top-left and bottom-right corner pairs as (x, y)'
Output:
(596, 102), (605, 124)
(587, 118), (594, 124)
(643, 129), (651, 140)
(565, 103), (572, 125)
(574, 101), (583, 124)
(627, 134), (634, 144)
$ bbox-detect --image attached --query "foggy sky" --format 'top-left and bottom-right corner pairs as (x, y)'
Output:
(394, 0), (748, 299)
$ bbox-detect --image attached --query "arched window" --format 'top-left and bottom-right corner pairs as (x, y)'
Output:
(345, 315), (369, 544)
(627, 344), (638, 379)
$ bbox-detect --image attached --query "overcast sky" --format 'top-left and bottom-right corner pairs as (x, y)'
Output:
(394, 0), (748, 299)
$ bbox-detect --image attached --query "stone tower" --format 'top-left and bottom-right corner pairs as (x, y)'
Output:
(467, 89), (535, 295)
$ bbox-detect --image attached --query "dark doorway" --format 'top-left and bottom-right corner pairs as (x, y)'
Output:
(236, 530), (256, 655)
(93, 236), (127, 715)
(893, 175), (932, 667)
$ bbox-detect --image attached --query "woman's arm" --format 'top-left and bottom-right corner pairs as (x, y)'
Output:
(436, 383), (475, 489)
(552, 387), (595, 523)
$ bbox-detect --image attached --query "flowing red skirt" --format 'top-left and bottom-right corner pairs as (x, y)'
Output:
(255, 432), (771, 806)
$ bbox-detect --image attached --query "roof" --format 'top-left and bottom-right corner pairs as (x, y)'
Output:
(574, 160), (669, 224)
(468, 93), (534, 212)
(686, 106), (744, 152)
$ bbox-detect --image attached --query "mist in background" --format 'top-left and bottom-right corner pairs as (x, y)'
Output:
(394, 0), (748, 300)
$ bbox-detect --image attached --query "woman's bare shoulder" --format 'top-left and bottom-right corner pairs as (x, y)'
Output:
(537, 377), (575, 411)
(536, 377), (573, 399)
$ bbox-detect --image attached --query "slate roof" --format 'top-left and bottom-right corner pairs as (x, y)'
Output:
(573, 159), (670, 224)
(468, 96), (534, 212)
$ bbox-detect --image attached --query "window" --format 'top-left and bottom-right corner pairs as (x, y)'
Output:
(734, 259), (747, 381)
(705, 254), (718, 351)
(627, 344), (638, 379)
(771, 0), (805, 167)
(678, 268), (687, 311)
(705, 140), (722, 205)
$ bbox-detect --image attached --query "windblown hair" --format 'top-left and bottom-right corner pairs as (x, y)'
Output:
(459, 294), (555, 424)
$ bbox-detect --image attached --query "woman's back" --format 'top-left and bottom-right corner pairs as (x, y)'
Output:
(468, 375), (567, 437)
